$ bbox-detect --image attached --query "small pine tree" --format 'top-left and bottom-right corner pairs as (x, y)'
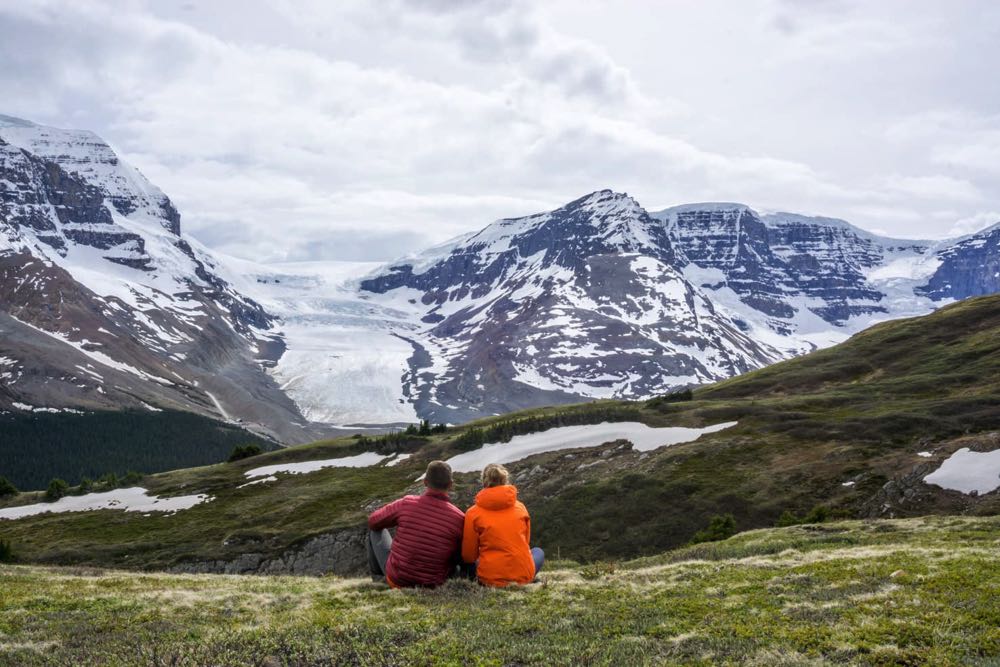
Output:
(228, 444), (263, 462)
(0, 539), (13, 563)
(418, 419), (431, 436)
(99, 472), (119, 490)
(78, 478), (93, 494)
(431, 423), (447, 434)
(45, 478), (69, 502)
(0, 476), (17, 498)
(404, 424), (418, 436)
(121, 471), (144, 486)
(691, 514), (737, 544)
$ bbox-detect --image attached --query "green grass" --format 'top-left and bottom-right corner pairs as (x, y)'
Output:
(1, 515), (998, 666)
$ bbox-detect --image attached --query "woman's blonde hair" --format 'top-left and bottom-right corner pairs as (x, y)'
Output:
(481, 463), (510, 488)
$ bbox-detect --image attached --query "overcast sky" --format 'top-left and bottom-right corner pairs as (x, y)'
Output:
(3, 0), (1000, 261)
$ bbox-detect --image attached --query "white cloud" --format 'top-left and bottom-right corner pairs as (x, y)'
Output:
(1, 0), (998, 259)
(947, 211), (1000, 238)
(883, 175), (982, 203)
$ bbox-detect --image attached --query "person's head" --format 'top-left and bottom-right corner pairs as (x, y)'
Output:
(423, 460), (454, 492)
(481, 463), (510, 488)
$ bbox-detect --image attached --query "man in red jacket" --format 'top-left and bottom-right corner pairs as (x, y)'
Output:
(367, 460), (465, 587)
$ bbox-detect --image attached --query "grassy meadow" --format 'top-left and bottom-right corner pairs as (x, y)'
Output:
(1, 515), (998, 666)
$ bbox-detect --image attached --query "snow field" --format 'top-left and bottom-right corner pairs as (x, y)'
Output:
(0, 488), (211, 520)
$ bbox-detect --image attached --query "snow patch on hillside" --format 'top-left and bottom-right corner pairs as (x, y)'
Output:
(0, 488), (211, 520)
(244, 451), (388, 478)
(923, 448), (1000, 495)
(445, 421), (737, 472)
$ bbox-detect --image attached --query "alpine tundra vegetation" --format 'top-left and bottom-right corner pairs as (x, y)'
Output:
(1, 516), (998, 665)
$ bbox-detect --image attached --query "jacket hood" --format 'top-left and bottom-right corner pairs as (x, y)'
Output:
(475, 485), (518, 511)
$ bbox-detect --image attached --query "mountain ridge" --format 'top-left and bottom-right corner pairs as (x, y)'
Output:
(3, 113), (1000, 431)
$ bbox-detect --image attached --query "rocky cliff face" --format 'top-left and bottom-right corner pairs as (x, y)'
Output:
(168, 526), (368, 576)
(918, 225), (1000, 301)
(656, 205), (935, 328)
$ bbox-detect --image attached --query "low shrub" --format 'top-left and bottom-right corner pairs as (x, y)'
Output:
(646, 389), (693, 410)
(579, 561), (616, 580)
(776, 505), (839, 527)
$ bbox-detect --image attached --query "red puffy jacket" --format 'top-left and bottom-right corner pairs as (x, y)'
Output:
(367, 489), (465, 587)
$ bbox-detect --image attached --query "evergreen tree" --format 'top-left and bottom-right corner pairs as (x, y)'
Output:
(45, 478), (69, 502)
(691, 514), (737, 544)
(0, 410), (277, 490)
(227, 444), (263, 462)
(0, 476), (17, 498)
(121, 471), (144, 486)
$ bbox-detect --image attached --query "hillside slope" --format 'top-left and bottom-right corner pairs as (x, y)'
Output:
(1, 516), (997, 666)
(1, 294), (998, 573)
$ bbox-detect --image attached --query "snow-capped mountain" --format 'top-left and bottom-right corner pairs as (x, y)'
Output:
(0, 114), (325, 442)
(917, 223), (1000, 301)
(358, 191), (782, 422)
(652, 204), (947, 354)
(341, 194), (1000, 422)
(4, 115), (1000, 430)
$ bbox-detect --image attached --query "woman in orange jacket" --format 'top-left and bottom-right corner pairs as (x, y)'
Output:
(461, 463), (544, 587)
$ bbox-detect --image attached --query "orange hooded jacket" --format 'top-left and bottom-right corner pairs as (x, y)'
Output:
(461, 484), (535, 587)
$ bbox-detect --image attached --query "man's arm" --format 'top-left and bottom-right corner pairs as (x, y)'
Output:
(368, 497), (406, 531)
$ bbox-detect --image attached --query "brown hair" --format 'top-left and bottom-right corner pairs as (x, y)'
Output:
(424, 460), (454, 491)
(481, 463), (510, 488)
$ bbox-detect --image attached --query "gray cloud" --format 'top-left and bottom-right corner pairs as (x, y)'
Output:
(1, 0), (998, 261)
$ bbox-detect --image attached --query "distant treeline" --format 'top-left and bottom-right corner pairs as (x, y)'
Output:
(353, 420), (447, 455)
(0, 410), (278, 490)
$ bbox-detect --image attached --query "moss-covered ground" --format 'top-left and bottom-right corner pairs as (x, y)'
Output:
(1, 515), (998, 666)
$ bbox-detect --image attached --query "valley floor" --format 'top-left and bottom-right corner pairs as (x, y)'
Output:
(1, 515), (998, 666)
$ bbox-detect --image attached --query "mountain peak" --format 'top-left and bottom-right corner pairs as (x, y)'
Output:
(0, 112), (181, 236)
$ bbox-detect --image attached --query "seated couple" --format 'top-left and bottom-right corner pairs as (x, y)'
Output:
(366, 461), (544, 588)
